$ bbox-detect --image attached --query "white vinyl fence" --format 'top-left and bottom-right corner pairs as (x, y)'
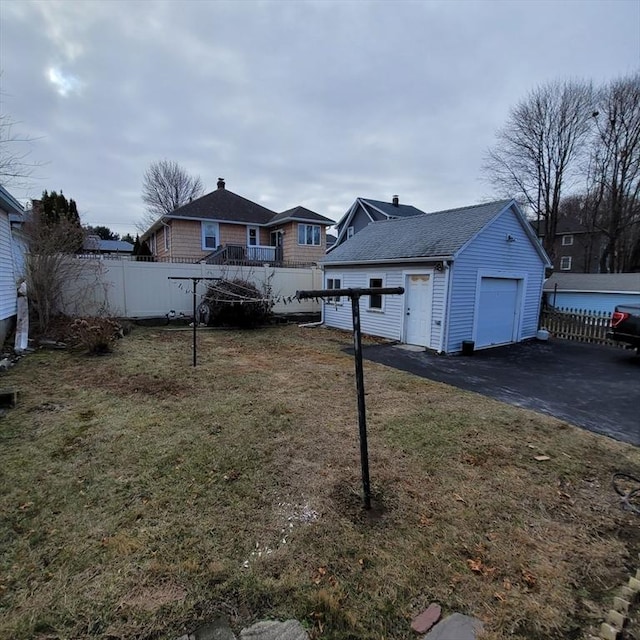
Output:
(62, 259), (323, 319)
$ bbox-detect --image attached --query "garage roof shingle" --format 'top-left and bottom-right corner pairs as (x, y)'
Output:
(323, 200), (513, 264)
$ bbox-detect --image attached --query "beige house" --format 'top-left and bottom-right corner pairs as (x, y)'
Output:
(141, 179), (334, 266)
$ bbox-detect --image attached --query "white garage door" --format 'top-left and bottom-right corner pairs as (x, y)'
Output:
(475, 277), (520, 348)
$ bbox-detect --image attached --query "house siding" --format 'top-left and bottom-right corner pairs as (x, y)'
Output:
(157, 219), (321, 263)
(323, 264), (447, 350)
(547, 291), (640, 314)
(280, 221), (326, 264)
(446, 206), (546, 353)
(1, 211), (17, 345)
(335, 204), (380, 246)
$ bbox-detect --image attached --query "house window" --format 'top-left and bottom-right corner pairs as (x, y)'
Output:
(149, 232), (156, 254)
(164, 226), (170, 251)
(201, 222), (219, 250)
(298, 223), (321, 246)
(326, 276), (342, 304)
(347, 226), (355, 239)
(562, 235), (574, 246)
(560, 256), (572, 271)
(247, 226), (258, 246)
(368, 277), (384, 311)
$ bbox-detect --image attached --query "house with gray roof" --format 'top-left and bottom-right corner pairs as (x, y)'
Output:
(543, 273), (640, 313)
(331, 195), (428, 249)
(140, 179), (334, 266)
(322, 199), (552, 354)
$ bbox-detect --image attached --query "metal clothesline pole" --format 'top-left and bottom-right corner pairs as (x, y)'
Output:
(296, 287), (404, 509)
(168, 276), (221, 367)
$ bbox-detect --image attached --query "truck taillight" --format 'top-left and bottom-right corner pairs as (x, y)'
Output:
(611, 311), (629, 328)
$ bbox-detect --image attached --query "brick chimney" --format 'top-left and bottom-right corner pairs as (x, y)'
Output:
(392, 195), (399, 207)
(217, 178), (225, 189)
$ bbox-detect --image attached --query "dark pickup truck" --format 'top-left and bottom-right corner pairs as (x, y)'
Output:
(608, 304), (640, 351)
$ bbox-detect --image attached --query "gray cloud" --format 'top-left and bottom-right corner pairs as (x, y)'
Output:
(1, 0), (638, 236)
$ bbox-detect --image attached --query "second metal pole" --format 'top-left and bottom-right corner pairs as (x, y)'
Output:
(351, 293), (371, 510)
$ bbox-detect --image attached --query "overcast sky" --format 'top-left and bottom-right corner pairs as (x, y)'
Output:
(1, 0), (639, 237)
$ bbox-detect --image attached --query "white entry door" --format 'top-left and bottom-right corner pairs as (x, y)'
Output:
(404, 273), (433, 347)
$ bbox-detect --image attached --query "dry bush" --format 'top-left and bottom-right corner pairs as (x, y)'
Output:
(69, 317), (122, 354)
(202, 279), (273, 328)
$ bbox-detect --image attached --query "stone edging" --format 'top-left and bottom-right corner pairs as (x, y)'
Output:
(594, 558), (639, 640)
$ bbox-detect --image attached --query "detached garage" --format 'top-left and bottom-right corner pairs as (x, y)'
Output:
(321, 199), (551, 354)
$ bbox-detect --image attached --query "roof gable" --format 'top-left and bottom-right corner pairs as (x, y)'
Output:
(269, 206), (334, 226)
(323, 200), (524, 265)
(334, 197), (427, 245)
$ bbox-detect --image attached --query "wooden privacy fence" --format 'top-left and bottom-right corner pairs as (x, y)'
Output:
(540, 307), (618, 346)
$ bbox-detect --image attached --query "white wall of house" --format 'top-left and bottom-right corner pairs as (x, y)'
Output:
(323, 264), (449, 351)
(0, 211), (17, 345)
(60, 259), (323, 318)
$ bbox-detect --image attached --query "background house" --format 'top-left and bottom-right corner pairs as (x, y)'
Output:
(83, 235), (134, 257)
(322, 200), (551, 354)
(331, 195), (426, 249)
(544, 272), (640, 313)
(140, 179), (333, 266)
(532, 216), (604, 273)
(0, 185), (25, 346)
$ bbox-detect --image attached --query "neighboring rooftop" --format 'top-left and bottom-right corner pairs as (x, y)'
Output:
(165, 179), (277, 226)
(269, 205), (334, 226)
(323, 200), (515, 264)
(544, 273), (640, 293)
(142, 179), (332, 236)
(84, 236), (134, 253)
(359, 197), (428, 220)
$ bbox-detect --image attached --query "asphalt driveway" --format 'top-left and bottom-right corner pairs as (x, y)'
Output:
(361, 339), (640, 446)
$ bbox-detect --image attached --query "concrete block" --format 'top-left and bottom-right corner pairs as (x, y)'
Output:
(599, 622), (620, 640)
(628, 576), (640, 592)
(612, 597), (630, 614)
(606, 610), (625, 629)
(620, 585), (636, 601)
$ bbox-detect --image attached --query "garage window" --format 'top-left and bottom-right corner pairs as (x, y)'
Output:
(368, 277), (384, 311)
(326, 276), (342, 304)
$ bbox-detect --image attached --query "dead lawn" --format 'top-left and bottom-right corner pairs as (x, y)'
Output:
(0, 325), (638, 640)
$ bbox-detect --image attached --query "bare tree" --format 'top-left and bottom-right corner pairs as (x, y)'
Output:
(25, 205), (87, 333)
(484, 80), (594, 260)
(0, 111), (40, 187)
(139, 159), (203, 231)
(586, 73), (640, 272)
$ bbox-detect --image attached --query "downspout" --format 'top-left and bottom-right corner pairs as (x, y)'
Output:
(438, 261), (452, 354)
(160, 219), (172, 261)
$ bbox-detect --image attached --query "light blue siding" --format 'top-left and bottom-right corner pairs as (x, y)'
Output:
(1, 211), (17, 322)
(549, 291), (640, 314)
(323, 264), (448, 350)
(446, 206), (546, 353)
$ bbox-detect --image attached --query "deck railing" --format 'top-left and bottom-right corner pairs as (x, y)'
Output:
(540, 307), (619, 346)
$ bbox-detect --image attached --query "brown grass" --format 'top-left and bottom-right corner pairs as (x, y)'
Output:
(0, 325), (638, 640)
